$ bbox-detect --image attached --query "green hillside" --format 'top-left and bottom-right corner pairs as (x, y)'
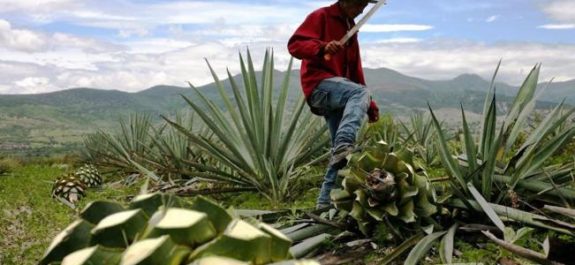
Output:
(0, 67), (571, 155)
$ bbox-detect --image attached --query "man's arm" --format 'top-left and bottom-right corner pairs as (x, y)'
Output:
(287, 11), (329, 60)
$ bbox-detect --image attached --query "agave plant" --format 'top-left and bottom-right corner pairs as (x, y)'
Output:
(430, 63), (575, 207)
(400, 112), (441, 167)
(357, 114), (402, 150)
(415, 64), (575, 264)
(330, 141), (437, 237)
(83, 114), (157, 173)
(83, 113), (212, 181)
(40, 193), (318, 265)
(163, 49), (329, 204)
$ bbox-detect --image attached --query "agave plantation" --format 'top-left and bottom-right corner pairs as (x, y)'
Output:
(1, 50), (575, 264)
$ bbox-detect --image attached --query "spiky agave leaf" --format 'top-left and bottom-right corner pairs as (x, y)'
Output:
(331, 141), (437, 236)
(189, 256), (250, 265)
(39, 220), (93, 265)
(61, 246), (122, 265)
(121, 235), (189, 265)
(90, 209), (148, 248)
(144, 208), (217, 246)
(43, 195), (314, 264)
(162, 49), (329, 205)
(129, 192), (188, 218)
(190, 219), (273, 264)
(80, 201), (125, 224)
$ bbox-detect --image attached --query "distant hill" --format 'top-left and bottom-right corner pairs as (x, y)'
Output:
(0, 67), (573, 154)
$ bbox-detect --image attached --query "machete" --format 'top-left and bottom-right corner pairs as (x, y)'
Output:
(325, 0), (387, 61)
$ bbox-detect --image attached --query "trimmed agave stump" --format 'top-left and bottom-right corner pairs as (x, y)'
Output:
(51, 175), (86, 205)
(39, 193), (319, 265)
(51, 164), (103, 206)
(330, 141), (438, 237)
(75, 164), (103, 188)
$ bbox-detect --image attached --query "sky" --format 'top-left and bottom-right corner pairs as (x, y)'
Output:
(0, 0), (574, 94)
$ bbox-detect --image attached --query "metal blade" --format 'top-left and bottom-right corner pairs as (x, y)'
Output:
(341, 0), (387, 43)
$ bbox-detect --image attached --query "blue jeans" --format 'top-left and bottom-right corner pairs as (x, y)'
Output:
(308, 77), (370, 205)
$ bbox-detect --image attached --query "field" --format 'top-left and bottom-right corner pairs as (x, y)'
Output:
(1, 56), (574, 265)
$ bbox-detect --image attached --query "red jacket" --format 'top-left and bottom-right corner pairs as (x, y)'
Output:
(288, 3), (366, 99)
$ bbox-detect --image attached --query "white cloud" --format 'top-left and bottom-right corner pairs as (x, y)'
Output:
(538, 24), (575, 30)
(486, 15), (499, 23)
(543, 0), (575, 22)
(0, 0), (77, 13)
(1, 1), (575, 95)
(362, 24), (433, 32)
(3, 36), (575, 95)
(361, 41), (575, 85)
(375, 38), (422, 44)
(0, 20), (46, 52)
(13, 76), (55, 94)
(0, 19), (122, 54)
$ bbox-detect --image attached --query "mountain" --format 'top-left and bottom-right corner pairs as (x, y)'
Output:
(0, 67), (573, 154)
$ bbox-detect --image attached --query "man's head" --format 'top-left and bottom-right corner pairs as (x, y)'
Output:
(338, 0), (376, 19)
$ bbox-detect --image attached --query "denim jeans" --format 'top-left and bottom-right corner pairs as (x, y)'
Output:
(308, 77), (370, 205)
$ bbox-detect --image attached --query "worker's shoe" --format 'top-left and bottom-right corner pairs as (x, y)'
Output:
(329, 144), (355, 169)
(315, 203), (333, 211)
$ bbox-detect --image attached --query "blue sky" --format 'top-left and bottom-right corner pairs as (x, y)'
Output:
(0, 0), (574, 94)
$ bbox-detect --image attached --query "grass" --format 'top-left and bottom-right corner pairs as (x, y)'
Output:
(0, 163), (138, 265)
(1, 161), (569, 265)
(0, 162), (321, 264)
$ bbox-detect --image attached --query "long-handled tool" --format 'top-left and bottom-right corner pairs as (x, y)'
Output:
(324, 0), (387, 61)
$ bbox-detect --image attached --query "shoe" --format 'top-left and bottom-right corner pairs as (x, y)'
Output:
(329, 145), (355, 168)
(315, 203), (332, 210)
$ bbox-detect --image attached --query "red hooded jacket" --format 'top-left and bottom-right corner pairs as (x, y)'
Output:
(287, 3), (366, 99)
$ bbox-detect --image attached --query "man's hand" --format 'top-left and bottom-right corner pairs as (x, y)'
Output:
(367, 100), (379, 123)
(324, 40), (343, 56)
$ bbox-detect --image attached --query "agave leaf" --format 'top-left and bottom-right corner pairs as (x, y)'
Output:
(80, 201), (125, 225)
(449, 199), (575, 236)
(415, 192), (437, 218)
(467, 183), (505, 232)
(481, 123), (504, 201)
(428, 105), (466, 191)
(383, 202), (399, 216)
(289, 233), (331, 259)
(503, 65), (539, 138)
(122, 235), (189, 265)
(514, 128), (575, 187)
(399, 179), (419, 200)
(350, 201), (366, 221)
(404, 231), (447, 265)
(439, 224), (458, 264)
(342, 175), (362, 194)
(544, 205), (575, 221)
(482, 230), (561, 265)
(61, 246), (122, 265)
(398, 200), (416, 223)
(190, 256), (249, 265)
(39, 220), (94, 265)
(366, 208), (385, 222)
(461, 104), (477, 174)
(190, 220), (272, 264)
(330, 189), (352, 202)
(379, 233), (423, 265)
(284, 224), (332, 242)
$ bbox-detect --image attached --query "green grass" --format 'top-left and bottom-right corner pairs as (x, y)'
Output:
(0, 164), (137, 265)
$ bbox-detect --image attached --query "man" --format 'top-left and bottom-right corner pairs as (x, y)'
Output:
(288, 0), (380, 209)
